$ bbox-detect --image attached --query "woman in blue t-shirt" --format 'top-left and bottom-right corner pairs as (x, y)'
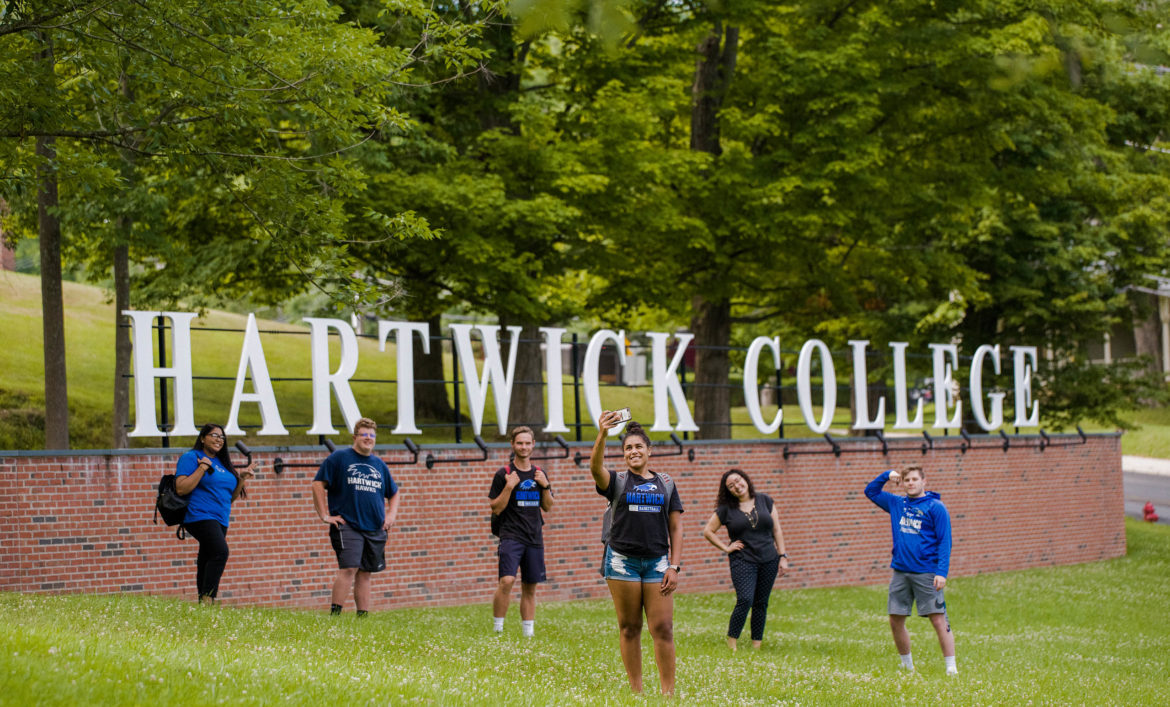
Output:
(702, 468), (789, 651)
(175, 423), (254, 603)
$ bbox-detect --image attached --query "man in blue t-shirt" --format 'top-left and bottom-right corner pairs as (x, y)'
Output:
(865, 465), (957, 675)
(312, 417), (401, 617)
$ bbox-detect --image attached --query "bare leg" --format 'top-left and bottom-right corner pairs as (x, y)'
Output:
(727, 636), (737, 652)
(519, 582), (537, 621)
(751, 639), (762, 650)
(492, 575), (516, 619)
(643, 583), (676, 697)
(607, 579), (645, 694)
(929, 613), (955, 657)
(889, 615), (911, 655)
(331, 567), (358, 608)
(353, 570), (372, 612)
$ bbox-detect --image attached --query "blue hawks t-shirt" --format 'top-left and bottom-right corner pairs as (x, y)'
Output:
(314, 448), (399, 532)
(176, 449), (238, 527)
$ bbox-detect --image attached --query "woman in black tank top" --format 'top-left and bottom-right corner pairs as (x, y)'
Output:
(702, 468), (789, 651)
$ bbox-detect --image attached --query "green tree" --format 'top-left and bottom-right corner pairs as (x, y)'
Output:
(0, 0), (487, 447)
(335, 1), (590, 437)
(534, 0), (1170, 435)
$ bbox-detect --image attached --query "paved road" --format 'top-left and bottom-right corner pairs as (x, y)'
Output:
(1124, 473), (1170, 525)
(1123, 456), (1170, 525)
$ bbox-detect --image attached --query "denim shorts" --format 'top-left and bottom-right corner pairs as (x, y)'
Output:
(603, 545), (669, 583)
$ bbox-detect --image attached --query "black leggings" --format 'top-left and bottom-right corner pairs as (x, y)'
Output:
(184, 519), (230, 600)
(727, 554), (780, 641)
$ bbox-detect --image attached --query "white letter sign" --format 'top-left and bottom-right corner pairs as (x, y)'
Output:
(849, 340), (885, 431)
(744, 336), (783, 434)
(929, 343), (962, 430)
(646, 332), (699, 433)
(797, 339), (837, 434)
(378, 320), (430, 436)
(225, 313), (287, 436)
(124, 310), (199, 437)
(584, 329), (628, 435)
(304, 318), (362, 435)
(540, 327), (570, 434)
(969, 344), (1006, 431)
(1011, 346), (1040, 427)
(450, 324), (521, 436)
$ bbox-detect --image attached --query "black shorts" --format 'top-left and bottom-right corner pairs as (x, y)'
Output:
(497, 538), (546, 583)
(330, 524), (387, 573)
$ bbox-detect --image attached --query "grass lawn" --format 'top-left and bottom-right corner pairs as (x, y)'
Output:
(2, 520), (1167, 705)
(2, 270), (1167, 456)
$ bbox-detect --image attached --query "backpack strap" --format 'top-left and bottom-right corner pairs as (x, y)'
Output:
(655, 471), (675, 540)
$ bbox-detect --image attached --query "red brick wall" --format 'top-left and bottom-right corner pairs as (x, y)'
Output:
(0, 434), (1124, 609)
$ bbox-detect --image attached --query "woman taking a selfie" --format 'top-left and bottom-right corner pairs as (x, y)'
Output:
(175, 423), (254, 603)
(591, 411), (684, 696)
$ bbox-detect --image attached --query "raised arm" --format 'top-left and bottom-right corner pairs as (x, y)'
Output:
(489, 469), (517, 514)
(864, 470), (898, 511)
(590, 411), (620, 491)
(174, 455), (211, 495)
(535, 468), (555, 511)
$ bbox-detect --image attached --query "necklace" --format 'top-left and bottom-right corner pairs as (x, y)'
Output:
(742, 503), (758, 529)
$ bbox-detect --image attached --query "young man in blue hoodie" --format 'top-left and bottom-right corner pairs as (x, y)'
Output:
(865, 465), (957, 675)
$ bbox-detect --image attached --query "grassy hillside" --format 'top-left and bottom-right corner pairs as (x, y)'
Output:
(1, 271), (1165, 453)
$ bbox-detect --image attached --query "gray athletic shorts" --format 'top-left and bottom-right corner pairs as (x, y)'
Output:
(888, 570), (946, 616)
(329, 524), (387, 573)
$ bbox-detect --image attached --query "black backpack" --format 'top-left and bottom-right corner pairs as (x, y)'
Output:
(154, 474), (190, 539)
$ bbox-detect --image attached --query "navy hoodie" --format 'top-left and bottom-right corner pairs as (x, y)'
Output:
(865, 470), (952, 577)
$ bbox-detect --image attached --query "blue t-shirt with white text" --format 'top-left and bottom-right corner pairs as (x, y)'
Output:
(314, 448), (399, 532)
(176, 449), (238, 527)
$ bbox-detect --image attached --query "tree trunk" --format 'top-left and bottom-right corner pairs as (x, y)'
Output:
(0, 199), (14, 271)
(691, 295), (732, 439)
(502, 319), (546, 440)
(112, 69), (135, 449)
(112, 242), (130, 448)
(688, 22), (738, 440)
(690, 22), (738, 155)
(1133, 296), (1162, 378)
(37, 134), (70, 450)
(413, 312), (460, 426)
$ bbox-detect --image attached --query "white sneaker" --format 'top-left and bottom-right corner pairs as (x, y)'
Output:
(946, 667), (958, 676)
